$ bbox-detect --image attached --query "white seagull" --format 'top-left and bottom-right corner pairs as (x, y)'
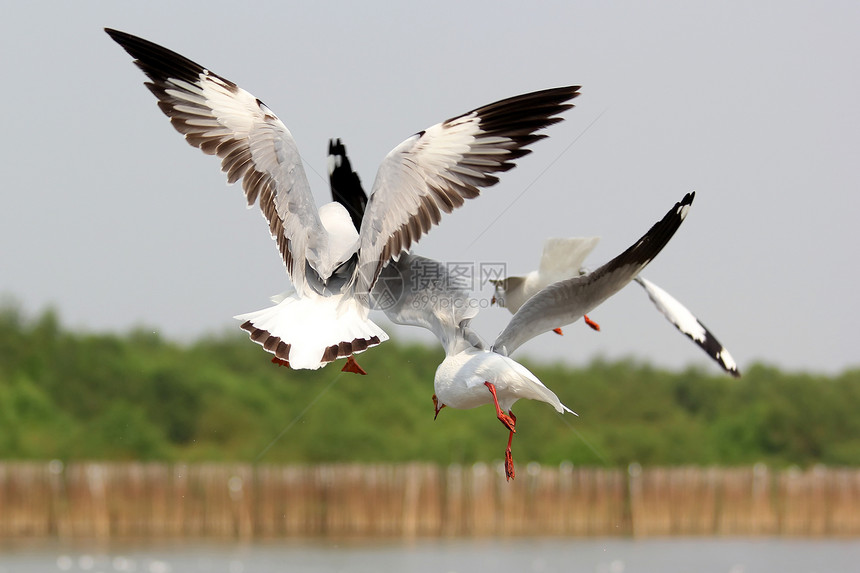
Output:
(377, 193), (695, 480)
(325, 140), (736, 378)
(106, 28), (580, 372)
(490, 237), (602, 333)
(490, 236), (740, 376)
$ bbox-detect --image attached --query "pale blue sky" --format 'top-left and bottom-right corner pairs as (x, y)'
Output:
(1, 1), (857, 374)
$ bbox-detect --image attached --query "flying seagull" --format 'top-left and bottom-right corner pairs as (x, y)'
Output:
(105, 28), (580, 372)
(489, 237), (602, 333)
(326, 139), (736, 376)
(377, 193), (694, 480)
(490, 237), (740, 376)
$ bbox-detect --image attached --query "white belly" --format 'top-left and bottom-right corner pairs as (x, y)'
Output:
(434, 348), (554, 412)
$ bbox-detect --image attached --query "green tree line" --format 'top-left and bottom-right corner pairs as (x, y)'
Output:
(1, 304), (858, 467)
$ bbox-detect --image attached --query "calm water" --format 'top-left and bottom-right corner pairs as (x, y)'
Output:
(1, 538), (858, 573)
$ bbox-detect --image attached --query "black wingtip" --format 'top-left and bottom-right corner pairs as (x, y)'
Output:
(327, 137), (367, 231)
(329, 137), (346, 156)
(612, 191), (697, 274)
(681, 191), (695, 209)
(448, 85), (582, 137)
(105, 27), (214, 88)
(690, 319), (741, 378)
(670, 191), (695, 226)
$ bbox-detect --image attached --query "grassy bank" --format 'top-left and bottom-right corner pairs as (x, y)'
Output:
(1, 304), (859, 467)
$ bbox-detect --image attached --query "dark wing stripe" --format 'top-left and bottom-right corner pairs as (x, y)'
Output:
(241, 321), (382, 366)
(240, 321), (291, 361)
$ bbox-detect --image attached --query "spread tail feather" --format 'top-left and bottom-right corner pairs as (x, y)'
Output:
(235, 292), (389, 370)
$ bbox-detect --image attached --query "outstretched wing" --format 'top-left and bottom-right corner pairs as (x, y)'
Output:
(492, 192), (695, 356)
(372, 253), (482, 355)
(537, 236), (601, 282)
(635, 277), (740, 377)
(106, 28), (326, 295)
(355, 86), (581, 294)
(328, 138), (368, 232)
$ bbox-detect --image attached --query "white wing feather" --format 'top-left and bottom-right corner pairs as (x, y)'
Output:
(106, 28), (328, 295)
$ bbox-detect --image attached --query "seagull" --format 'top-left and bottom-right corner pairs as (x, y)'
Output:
(489, 237), (602, 333)
(324, 144), (602, 338)
(490, 237), (740, 376)
(105, 28), (580, 372)
(377, 193), (694, 480)
(324, 140), (736, 378)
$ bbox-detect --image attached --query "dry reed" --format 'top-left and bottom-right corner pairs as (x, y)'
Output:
(1, 462), (858, 540)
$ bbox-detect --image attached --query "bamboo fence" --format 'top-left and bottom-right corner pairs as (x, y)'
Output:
(1, 462), (858, 539)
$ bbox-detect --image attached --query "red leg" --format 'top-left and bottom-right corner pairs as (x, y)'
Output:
(552, 327), (564, 336)
(484, 381), (516, 432)
(432, 394), (446, 420)
(341, 355), (367, 375)
(504, 410), (517, 481)
(584, 314), (601, 332)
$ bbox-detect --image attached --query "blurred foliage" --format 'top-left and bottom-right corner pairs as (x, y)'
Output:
(1, 303), (858, 467)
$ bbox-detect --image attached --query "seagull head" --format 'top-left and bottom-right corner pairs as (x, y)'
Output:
(488, 278), (504, 307)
